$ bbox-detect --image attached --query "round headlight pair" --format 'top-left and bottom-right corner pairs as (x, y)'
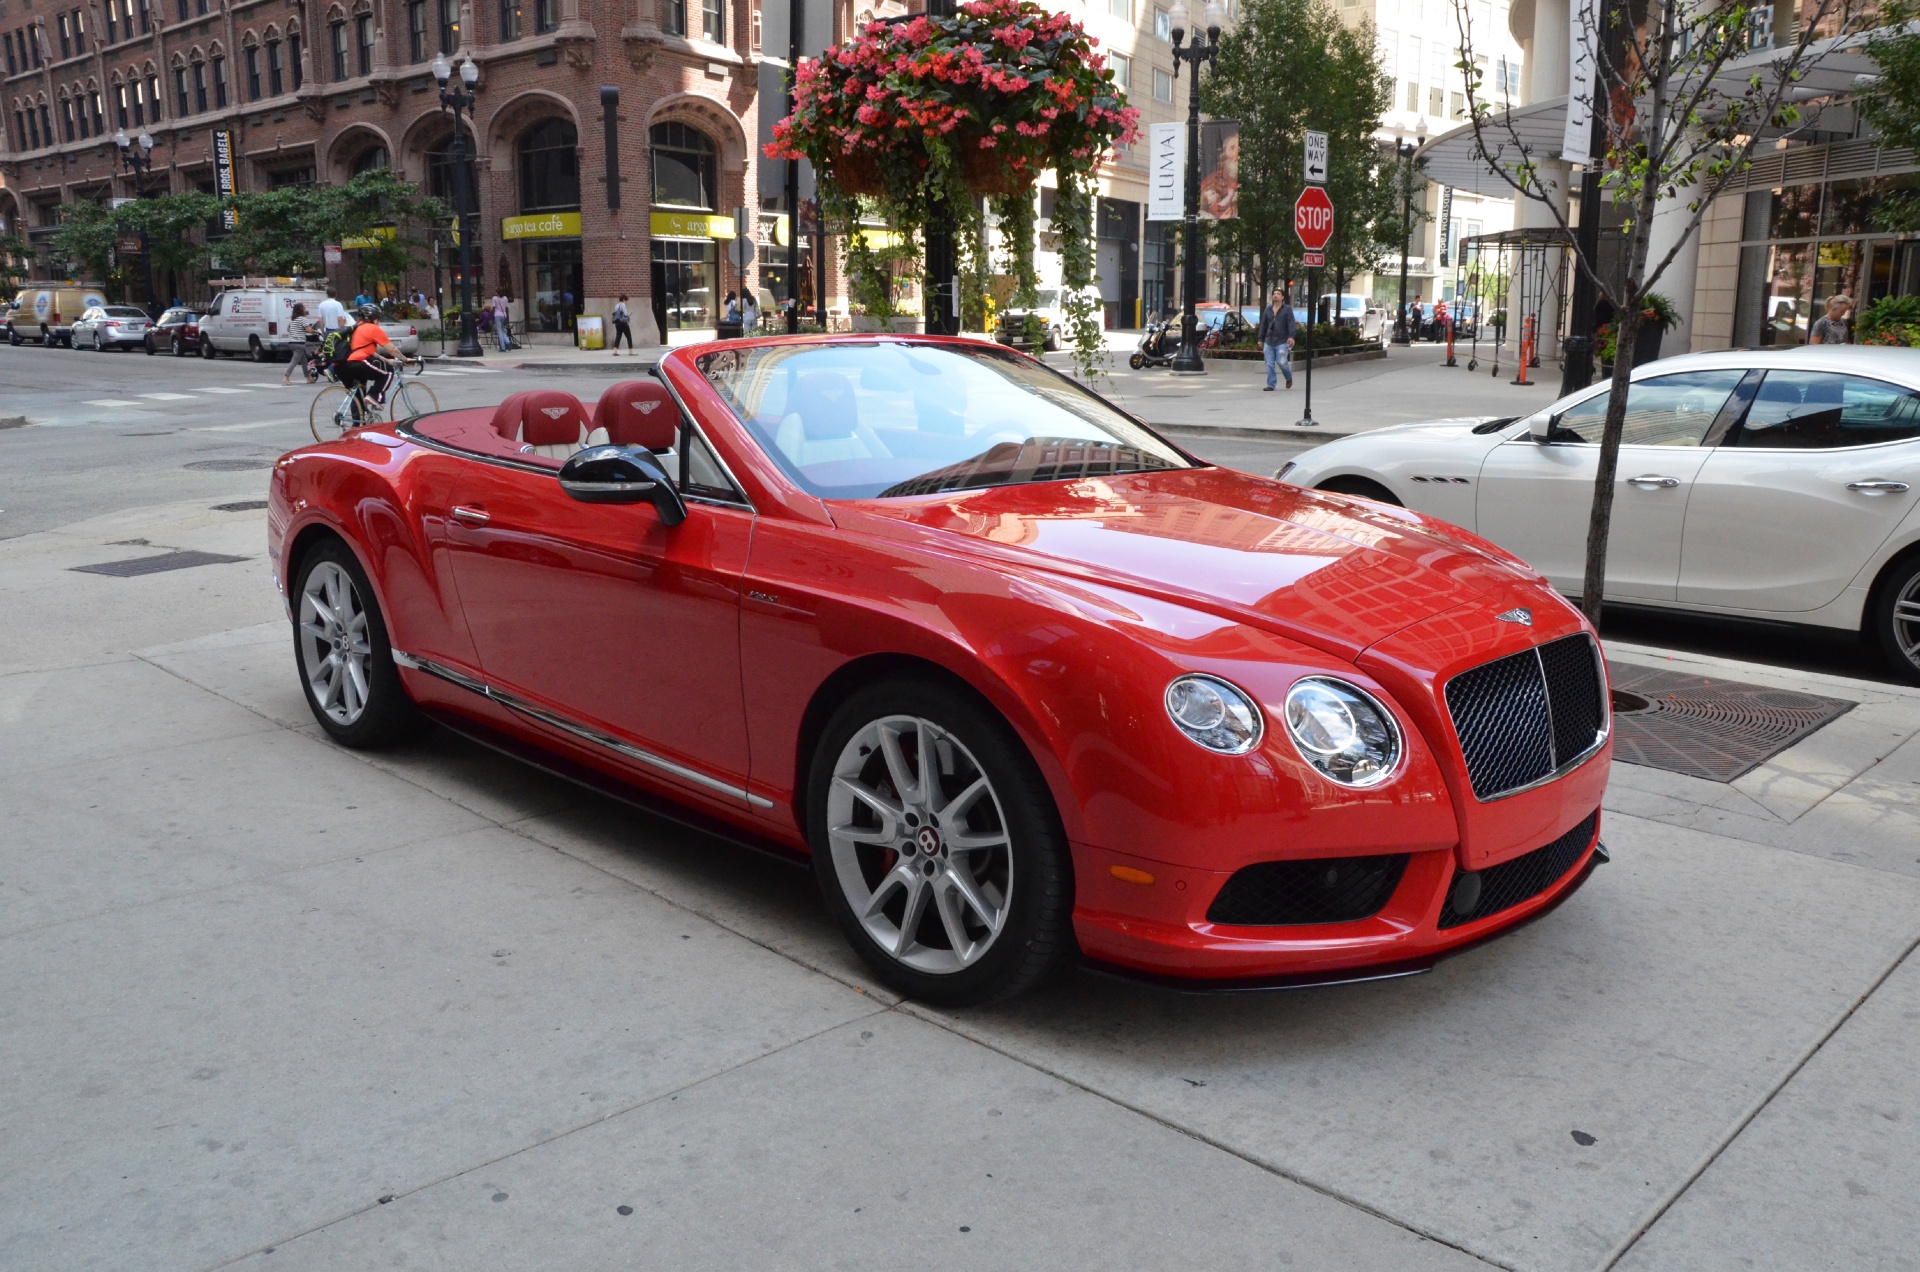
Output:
(1163, 672), (1402, 788)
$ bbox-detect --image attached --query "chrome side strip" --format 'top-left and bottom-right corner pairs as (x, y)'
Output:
(392, 649), (771, 807)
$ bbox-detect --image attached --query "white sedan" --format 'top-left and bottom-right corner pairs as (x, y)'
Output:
(1279, 346), (1920, 680)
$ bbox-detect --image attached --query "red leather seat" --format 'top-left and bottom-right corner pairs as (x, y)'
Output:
(490, 389), (592, 462)
(591, 380), (679, 451)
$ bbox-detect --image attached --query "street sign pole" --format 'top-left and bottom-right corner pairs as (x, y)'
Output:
(1293, 183), (1333, 428)
(1299, 266), (1317, 427)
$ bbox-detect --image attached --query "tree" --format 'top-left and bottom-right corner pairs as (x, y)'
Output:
(0, 233), (31, 293)
(1204, 0), (1395, 296)
(1457, 0), (1866, 621)
(119, 192), (222, 301)
(220, 185), (330, 276)
(51, 200), (119, 288)
(320, 168), (447, 292)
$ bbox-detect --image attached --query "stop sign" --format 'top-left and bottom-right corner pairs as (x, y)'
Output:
(1295, 186), (1334, 252)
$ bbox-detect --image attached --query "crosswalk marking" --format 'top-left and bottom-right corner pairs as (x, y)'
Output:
(140, 392), (197, 401)
(83, 399), (144, 408)
(196, 387), (252, 394)
(240, 382), (286, 388)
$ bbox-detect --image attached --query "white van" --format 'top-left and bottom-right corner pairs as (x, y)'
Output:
(197, 286), (327, 361)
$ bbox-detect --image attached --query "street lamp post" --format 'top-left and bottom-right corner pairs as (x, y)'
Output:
(1168, 0), (1227, 374)
(431, 52), (484, 359)
(1390, 124), (1425, 345)
(114, 129), (158, 319)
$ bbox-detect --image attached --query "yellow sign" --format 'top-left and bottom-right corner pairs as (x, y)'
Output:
(649, 211), (736, 240)
(340, 226), (396, 249)
(502, 212), (583, 240)
(850, 227), (905, 250)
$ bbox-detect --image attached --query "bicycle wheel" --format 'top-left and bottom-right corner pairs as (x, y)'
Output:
(309, 385), (360, 443)
(387, 380), (440, 421)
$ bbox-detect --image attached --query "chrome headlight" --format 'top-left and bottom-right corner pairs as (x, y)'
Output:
(1283, 677), (1402, 787)
(1164, 674), (1264, 755)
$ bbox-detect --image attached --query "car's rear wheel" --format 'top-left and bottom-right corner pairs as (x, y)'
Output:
(1317, 476), (1402, 506)
(144, 335), (155, 355)
(808, 679), (1073, 1006)
(173, 335), (187, 357)
(293, 540), (426, 748)
(1871, 555), (1920, 683)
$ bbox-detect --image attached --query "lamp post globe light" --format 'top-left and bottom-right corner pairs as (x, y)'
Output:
(114, 129), (159, 319)
(1391, 122), (1425, 346)
(432, 51), (484, 358)
(1168, 0), (1228, 374)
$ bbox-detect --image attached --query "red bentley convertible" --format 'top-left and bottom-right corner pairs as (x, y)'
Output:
(269, 335), (1611, 1004)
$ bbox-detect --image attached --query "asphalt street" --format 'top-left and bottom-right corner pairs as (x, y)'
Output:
(0, 340), (1902, 683)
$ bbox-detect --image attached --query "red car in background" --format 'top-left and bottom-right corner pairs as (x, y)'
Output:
(144, 307), (203, 357)
(268, 336), (1611, 1005)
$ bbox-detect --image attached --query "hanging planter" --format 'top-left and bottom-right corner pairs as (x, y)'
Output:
(767, 0), (1138, 376)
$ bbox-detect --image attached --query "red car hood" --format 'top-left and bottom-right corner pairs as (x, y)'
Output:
(838, 466), (1528, 660)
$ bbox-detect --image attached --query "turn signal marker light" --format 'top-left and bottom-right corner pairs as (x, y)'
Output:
(1109, 865), (1156, 886)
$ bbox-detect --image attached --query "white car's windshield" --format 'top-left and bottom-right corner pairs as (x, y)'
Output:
(698, 341), (1193, 499)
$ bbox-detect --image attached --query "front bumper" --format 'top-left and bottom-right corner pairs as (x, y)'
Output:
(1069, 807), (1604, 986)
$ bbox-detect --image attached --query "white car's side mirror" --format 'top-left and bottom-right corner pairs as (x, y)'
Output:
(1529, 412), (1558, 442)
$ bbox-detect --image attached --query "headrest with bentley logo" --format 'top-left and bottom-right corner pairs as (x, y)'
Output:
(593, 380), (678, 451)
(501, 389), (591, 445)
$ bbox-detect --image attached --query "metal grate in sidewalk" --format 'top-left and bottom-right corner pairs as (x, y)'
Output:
(72, 551), (251, 578)
(1605, 662), (1854, 782)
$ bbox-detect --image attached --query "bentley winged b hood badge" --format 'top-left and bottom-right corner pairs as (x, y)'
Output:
(1496, 607), (1534, 626)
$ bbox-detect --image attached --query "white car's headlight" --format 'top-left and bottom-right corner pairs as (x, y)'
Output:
(1165, 674), (1263, 755)
(1283, 677), (1402, 787)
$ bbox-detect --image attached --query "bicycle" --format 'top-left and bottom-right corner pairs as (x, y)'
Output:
(309, 356), (440, 442)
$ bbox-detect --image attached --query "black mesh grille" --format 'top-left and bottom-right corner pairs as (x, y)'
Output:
(1438, 810), (1598, 928)
(1208, 854), (1410, 926)
(1540, 635), (1606, 767)
(1444, 633), (1607, 800)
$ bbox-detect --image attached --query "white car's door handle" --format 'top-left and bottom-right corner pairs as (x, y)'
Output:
(1625, 475), (1681, 489)
(451, 505), (490, 525)
(1846, 480), (1911, 495)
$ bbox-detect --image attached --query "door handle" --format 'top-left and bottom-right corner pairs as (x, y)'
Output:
(1846, 480), (1911, 495)
(451, 505), (490, 525)
(1624, 475), (1681, 489)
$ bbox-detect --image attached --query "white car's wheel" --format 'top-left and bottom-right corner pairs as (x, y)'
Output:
(1873, 556), (1920, 684)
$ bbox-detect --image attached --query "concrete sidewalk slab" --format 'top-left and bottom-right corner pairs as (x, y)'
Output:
(236, 1011), (1496, 1272)
(905, 814), (1920, 1272)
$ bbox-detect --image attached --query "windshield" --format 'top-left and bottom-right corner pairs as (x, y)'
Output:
(697, 341), (1193, 500)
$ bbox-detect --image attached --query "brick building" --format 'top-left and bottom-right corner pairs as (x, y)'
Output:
(0, 0), (858, 343)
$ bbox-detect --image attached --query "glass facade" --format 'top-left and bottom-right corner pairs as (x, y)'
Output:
(1735, 172), (1920, 346)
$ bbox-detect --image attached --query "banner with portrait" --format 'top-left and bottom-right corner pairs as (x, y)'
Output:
(1199, 120), (1240, 221)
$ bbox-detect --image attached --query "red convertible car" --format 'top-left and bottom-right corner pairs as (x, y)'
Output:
(269, 335), (1611, 1004)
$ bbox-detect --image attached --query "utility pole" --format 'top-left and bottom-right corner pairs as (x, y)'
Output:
(786, 0), (802, 332)
(923, 0), (958, 335)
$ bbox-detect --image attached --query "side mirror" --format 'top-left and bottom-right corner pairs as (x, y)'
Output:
(558, 445), (687, 527)
(1530, 411), (1560, 442)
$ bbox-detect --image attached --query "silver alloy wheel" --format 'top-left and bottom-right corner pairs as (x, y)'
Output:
(826, 714), (1013, 974)
(298, 560), (373, 726)
(1896, 574), (1920, 670)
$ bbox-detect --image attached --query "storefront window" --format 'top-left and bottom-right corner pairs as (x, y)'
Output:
(526, 240), (583, 333)
(650, 121), (716, 209)
(653, 238), (716, 330)
(1759, 242), (1813, 346)
(518, 118), (579, 212)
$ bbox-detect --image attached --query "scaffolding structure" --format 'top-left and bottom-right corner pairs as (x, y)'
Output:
(1451, 227), (1571, 381)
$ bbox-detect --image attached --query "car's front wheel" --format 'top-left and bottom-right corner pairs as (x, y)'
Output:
(293, 540), (427, 748)
(1872, 555), (1920, 683)
(808, 679), (1073, 1006)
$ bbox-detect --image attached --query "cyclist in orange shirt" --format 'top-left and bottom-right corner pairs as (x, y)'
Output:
(338, 314), (400, 408)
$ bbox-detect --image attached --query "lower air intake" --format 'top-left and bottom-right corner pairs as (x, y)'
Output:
(1207, 854), (1410, 926)
(1439, 810), (1599, 929)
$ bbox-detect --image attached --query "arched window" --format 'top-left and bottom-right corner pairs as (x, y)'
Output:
(649, 121), (716, 210)
(243, 35), (262, 100)
(350, 146), (390, 174)
(517, 118), (579, 212)
(427, 132), (478, 204)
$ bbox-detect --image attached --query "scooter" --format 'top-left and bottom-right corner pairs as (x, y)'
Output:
(1128, 314), (1179, 369)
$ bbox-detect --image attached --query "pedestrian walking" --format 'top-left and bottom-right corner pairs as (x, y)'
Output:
(1408, 299), (1425, 341)
(1258, 287), (1297, 391)
(491, 292), (512, 353)
(611, 294), (633, 355)
(280, 303), (321, 385)
(741, 289), (760, 334)
(1810, 293), (1853, 344)
(316, 287), (350, 335)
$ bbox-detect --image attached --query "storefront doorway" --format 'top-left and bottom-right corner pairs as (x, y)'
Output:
(650, 238), (717, 336)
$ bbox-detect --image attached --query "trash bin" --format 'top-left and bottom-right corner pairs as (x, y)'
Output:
(715, 318), (744, 340)
(575, 315), (605, 350)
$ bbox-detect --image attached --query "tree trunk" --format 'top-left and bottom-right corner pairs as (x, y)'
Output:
(1579, 301), (1645, 623)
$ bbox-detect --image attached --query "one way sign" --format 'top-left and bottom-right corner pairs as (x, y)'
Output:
(1304, 130), (1328, 185)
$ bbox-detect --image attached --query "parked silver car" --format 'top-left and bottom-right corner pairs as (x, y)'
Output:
(70, 305), (153, 351)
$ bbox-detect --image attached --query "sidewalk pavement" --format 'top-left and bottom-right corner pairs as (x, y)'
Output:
(5, 498), (1917, 1270)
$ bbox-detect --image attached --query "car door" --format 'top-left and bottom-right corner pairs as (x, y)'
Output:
(1475, 368), (1751, 600)
(443, 430), (758, 803)
(1679, 368), (1920, 612)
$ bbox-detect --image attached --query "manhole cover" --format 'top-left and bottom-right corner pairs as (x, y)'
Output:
(184, 458), (272, 471)
(211, 499), (270, 512)
(1605, 662), (1854, 782)
(72, 550), (251, 578)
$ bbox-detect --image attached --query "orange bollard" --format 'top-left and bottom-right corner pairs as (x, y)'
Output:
(1444, 317), (1457, 367)
(1510, 317), (1534, 385)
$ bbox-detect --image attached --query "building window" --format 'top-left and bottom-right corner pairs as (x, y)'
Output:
(58, 15), (72, 60)
(212, 54), (227, 105)
(438, 0), (457, 52)
(650, 121), (717, 208)
(408, 0), (428, 59)
(267, 38), (284, 95)
(76, 10), (91, 50)
(1109, 52), (1130, 92)
(536, 0), (557, 34)
(176, 0), (189, 21)
(352, 146), (389, 173)
(39, 102), (53, 143)
(700, 0), (720, 42)
(355, 14), (372, 75)
(661, 0), (685, 36)
(106, 4), (120, 43)
(427, 132), (478, 203)
(147, 72), (161, 117)
(1109, 0), (1131, 19)
(175, 65), (191, 112)
(499, 0), (520, 41)
(1428, 85), (1442, 116)
(138, 0), (151, 34)
(27, 106), (40, 149)
(132, 77), (145, 124)
(518, 117), (579, 211)
(197, 0), (209, 14)
(1153, 67), (1172, 102)
(1154, 6), (1169, 38)
(289, 31), (304, 87)
(60, 97), (76, 140)
(90, 91), (105, 133)
(330, 19), (348, 79)
(192, 60), (208, 111)
(5, 33), (16, 74)
(245, 46), (261, 98)
(115, 82), (130, 127)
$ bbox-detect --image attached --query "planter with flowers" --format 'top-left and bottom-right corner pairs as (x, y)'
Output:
(767, 0), (1138, 377)
(1597, 291), (1680, 372)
